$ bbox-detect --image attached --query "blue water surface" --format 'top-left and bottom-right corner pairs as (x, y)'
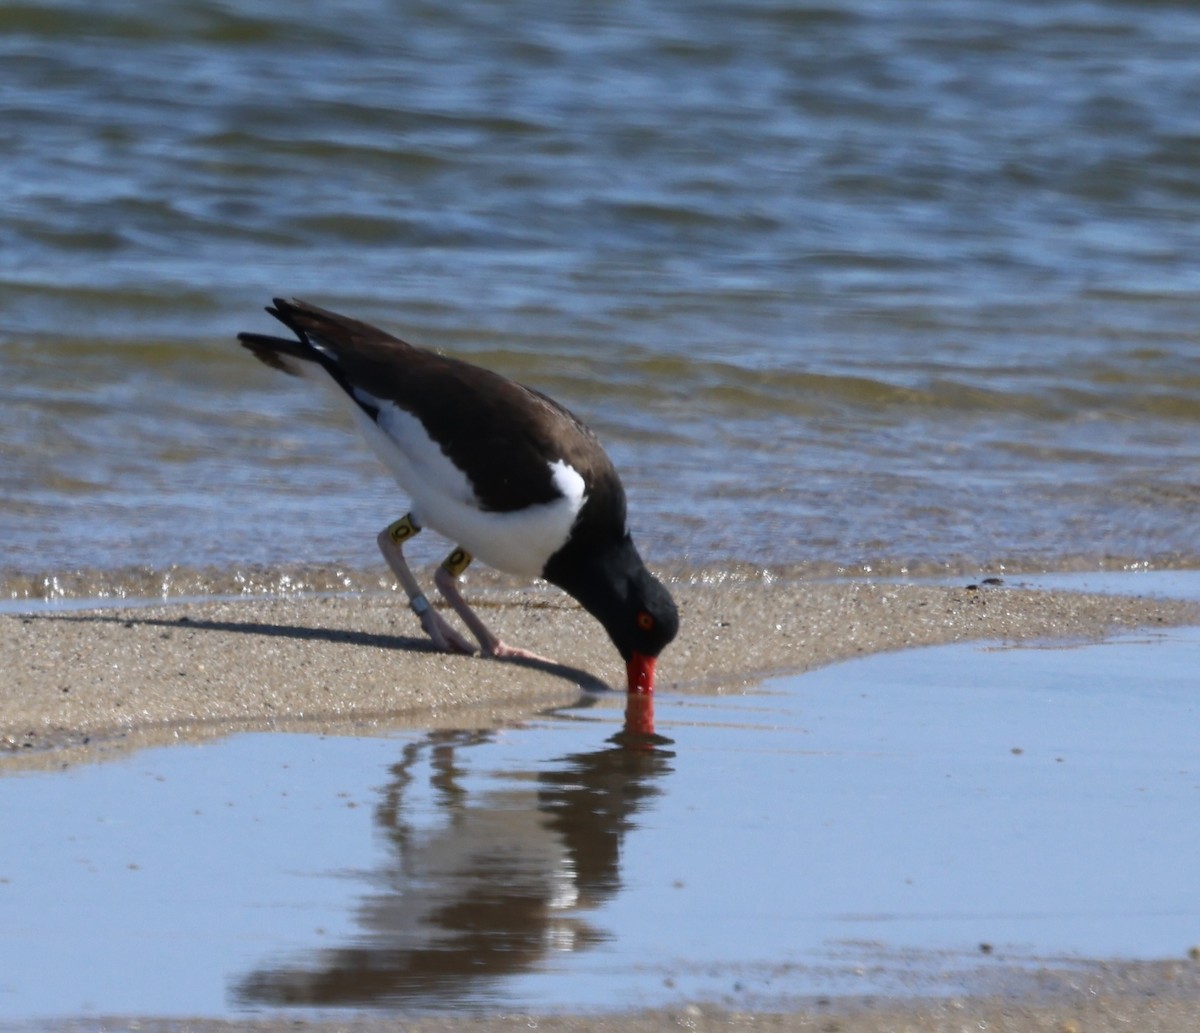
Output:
(2, 622), (1199, 1021)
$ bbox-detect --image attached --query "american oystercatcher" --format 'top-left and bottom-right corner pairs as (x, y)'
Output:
(238, 299), (679, 694)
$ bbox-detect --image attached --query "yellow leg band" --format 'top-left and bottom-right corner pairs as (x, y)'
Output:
(441, 547), (473, 578)
(386, 513), (421, 545)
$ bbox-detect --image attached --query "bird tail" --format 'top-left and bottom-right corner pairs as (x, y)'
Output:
(238, 296), (400, 378)
(238, 297), (349, 377)
(237, 332), (317, 377)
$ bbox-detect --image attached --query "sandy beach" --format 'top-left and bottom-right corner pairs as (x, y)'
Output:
(4, 574), (1197, 761)
(4, 574), (1200, 1032)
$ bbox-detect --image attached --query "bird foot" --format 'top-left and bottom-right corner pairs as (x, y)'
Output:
(486, 640), (557, 665)
(419, 608), (477, 655)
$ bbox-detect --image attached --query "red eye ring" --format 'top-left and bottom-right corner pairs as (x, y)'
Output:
(636, 611), (655, 631)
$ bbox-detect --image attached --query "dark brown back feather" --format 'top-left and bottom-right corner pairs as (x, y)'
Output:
(250, 299), (626, 526)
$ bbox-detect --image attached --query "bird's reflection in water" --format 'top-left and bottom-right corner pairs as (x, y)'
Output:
(233, 696), (672, 1008)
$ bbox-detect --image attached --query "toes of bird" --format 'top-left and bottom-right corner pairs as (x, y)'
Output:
(431, 617), (476, 655)
(490, 641), (555, 664)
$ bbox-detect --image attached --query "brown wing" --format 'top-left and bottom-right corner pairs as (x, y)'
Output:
(249, 298), (625, 523)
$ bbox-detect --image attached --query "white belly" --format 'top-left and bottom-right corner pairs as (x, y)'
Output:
(351, 397), (586, 577)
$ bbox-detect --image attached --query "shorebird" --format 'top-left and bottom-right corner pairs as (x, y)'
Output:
(239, 299), (678, 694)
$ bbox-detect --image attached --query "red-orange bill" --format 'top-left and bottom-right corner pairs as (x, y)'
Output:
(626, 652), (656, 695)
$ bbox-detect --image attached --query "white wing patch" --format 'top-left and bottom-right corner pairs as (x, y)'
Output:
(548, 458), (587, 513)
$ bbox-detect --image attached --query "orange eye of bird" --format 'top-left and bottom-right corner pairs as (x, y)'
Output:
(636, 611), (655, 631)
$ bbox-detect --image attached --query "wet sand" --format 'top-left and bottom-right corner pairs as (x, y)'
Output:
(4, 573), (1200, 1031)
(39, 955), (1200, 1033)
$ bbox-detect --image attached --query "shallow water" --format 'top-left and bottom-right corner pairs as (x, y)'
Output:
(3, 624), (1199, 1021)
(3, 0), (1200, 594)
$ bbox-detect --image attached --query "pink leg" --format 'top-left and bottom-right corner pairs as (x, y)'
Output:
(377, 519), (474, 655)
(434, 550), (556, 664)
